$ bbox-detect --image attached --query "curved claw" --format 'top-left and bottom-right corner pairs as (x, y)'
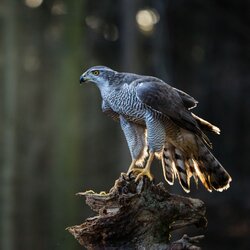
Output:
(128, 152), (155, 182)
(132, 167), (154, 182)
(127, 159), (137, 174)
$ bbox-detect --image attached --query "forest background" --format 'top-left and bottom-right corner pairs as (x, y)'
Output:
(0, 0), (250, 249)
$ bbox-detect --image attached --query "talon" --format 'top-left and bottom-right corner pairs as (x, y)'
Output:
(133, 152), (155, 182)
(134, 169), (154, 182)
(131, 167), (143, 174)
(127, 159), (137, 174)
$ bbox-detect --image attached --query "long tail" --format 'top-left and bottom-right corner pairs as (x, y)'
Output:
(162, 139), (232, 192)
(195, 137), (232, 191)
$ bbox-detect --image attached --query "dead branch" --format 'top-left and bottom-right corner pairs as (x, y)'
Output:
(67, 173), (207, 249)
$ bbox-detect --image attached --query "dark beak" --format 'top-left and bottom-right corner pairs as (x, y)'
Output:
(79, 75), (86, 84)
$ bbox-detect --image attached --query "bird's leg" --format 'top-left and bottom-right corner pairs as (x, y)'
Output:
(127, 159), (137, 174)
(133, 152), (154, 182)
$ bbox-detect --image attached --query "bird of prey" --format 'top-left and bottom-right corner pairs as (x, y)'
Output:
(80, 66), (232, 192)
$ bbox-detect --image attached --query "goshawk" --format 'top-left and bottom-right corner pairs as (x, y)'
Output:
(80, 66), (231, 192)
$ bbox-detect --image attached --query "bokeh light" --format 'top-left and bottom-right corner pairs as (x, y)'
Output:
(85, 16), (102, 30)
(51, 1), (67, 15)
(103, 24), (119, 41)
(24, 0), (43, 8)
(85, 16), (119, 42)
(136, 8), (160, 34)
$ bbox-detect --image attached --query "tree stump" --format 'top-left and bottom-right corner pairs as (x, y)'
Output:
(67, 173), (207, 249)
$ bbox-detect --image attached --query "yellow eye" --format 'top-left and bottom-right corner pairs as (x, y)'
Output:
(91, 70), (100, 76)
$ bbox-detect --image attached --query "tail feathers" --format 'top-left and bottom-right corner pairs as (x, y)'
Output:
(188, 159), (199, 187)
(162, 146), (175, 185)
(192, 113), (221, 135)
(192, 160), (213, 192)
(209, 167), (232, 191)
(194, 159), (232, 192)
(162, 146), (192, 193)
(196, 138), (232, 191)
(198, 156), (231, 192)
(174, 149), (191, 193)
(162, 140), (232, 192)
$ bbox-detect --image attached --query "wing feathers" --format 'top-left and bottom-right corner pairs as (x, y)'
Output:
(192, 113), (220, 135)
(173, 88), (198, 110)
(131, 77), (230, 192)
(135, 79), (208, 144)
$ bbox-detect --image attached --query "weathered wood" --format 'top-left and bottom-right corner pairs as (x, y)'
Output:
(67, 173), (207, 249)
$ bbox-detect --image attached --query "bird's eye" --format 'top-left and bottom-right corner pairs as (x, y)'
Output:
(91, 70), (100, 76)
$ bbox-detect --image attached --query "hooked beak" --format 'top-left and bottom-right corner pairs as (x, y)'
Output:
(79, 74), (87, 84)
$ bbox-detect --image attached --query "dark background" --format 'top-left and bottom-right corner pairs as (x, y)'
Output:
(0, 0), (250, 249)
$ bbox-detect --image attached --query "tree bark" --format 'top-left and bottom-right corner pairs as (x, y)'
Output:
(67, 173), (207, 249)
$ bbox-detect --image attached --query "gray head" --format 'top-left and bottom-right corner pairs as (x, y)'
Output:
(80, 66), (117, 86)
(80, 66), (141, 97)
(80, 66), (125, 98)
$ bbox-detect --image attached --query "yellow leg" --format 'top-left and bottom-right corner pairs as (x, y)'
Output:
(133, 152), (154, 182)
(127, 159), (137, 174)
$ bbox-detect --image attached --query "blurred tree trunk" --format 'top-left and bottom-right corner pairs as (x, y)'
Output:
(120, 0), (138, 72)
(51, 1), (84, 249)
(119, 0), (139, 171)
(1, 1), (18, 250)
(152, 0), (168, 78)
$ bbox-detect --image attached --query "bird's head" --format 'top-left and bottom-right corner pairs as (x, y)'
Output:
(80, 66), (117, 87)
